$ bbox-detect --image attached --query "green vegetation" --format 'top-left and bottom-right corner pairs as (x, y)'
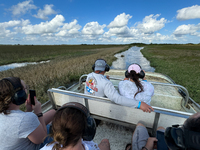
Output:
(0, 45), (125, 65)
(0, 45), (128, 109)
(141, 44), (200, 103)
(0, 44), (199, 106)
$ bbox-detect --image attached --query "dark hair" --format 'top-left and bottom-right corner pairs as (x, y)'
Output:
(129, 70), (144, 98)
(50, 107), (87, 150)
(184, 113), (200, 132)
(0, 79), (15, 114)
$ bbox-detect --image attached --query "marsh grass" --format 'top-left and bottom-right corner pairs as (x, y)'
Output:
(0, 45), (128, 110)
(141, 44), (200, 103)
(0, 45), (124, 65)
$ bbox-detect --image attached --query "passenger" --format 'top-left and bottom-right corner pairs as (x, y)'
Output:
(164, 112), (200, 150)
(125, 122), (165, 150)
(40, 102), (110, 150)
(126, 112), (200, 150)
(84, 59), (153, 113)
(0, 77), (56, 150)
(119, 64), (154, 105)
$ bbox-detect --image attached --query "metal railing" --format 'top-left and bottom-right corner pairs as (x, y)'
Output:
(48, 88), (193, 118)
(78, 75), (190, 107)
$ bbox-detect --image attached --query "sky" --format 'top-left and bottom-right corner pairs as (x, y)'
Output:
(0, 0), (200, 45)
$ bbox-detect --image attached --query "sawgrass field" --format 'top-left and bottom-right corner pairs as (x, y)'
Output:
(0, 44), (129, 106)
(141, 44), (200, 104)
(0, 44), (199, 105)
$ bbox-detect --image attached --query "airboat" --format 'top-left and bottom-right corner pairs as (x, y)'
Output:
(41, 69), (200, 150)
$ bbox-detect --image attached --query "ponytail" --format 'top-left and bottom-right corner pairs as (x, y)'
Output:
(129, 70), (144, 98)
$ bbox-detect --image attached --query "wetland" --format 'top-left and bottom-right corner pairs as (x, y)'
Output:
(0, 44), (199, 104)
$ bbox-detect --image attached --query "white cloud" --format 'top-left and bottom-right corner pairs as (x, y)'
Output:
(107, 13), (132, 28)
(56, 19), (81, 36)
(0, 20), (21, 28)
(173, 24), (200, 37)
(33, 4), (57, 20)
(0, 19), (30, 37)
(177, 5), (200, 20)
(105, 13), (168, 40)
(82, 22), (106, 35)
(105, 26), (133, 37)
(10, 0), (37, 16)
(105, 13), (135, 38)
(21, 15), (65, 34)
(81, 22), (106, 40)
(136, 14), (167, 34)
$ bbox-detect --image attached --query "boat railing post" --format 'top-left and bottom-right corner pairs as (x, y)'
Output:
(152, 112), (160, 137)
(78, 74), (88, 88)
(47, 89), (57, 110)
(84, 98), (89, 111)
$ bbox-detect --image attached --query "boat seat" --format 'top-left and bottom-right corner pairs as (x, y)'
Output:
(150, 84), (183, 111)
(112, 81), (183, 111)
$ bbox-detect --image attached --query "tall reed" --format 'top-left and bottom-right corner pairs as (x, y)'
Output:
(0, 46), (128, 106)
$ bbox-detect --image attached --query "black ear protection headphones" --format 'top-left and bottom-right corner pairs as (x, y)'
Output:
(125, 70), (129, 78)
(165, 124), (200, 150)
(126, 63), (145, 79)
(92, 59), (110, 72)
(57, 102), (96, 141)
(2, 77), (27, 105)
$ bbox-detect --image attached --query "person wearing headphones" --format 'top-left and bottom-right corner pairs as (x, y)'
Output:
(0, 77), (56, 150)
(164, 112), (200, 150)
(84, 59), (153, 113)
(126, 112), (200, 150)
(40, 102), (110, 150)
(119, 64), (154, 105)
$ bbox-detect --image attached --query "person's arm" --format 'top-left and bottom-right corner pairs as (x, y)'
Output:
(104, 82), (154, 112)
(27, 96), (47, 144)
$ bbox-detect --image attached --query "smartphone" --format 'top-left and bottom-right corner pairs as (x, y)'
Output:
(156, 130), (168, 150)
(29, 90), (36, 105)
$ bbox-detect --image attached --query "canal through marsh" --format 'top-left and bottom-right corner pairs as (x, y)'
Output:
(0, 46), (154, 72)
(111, 46), (155, 72)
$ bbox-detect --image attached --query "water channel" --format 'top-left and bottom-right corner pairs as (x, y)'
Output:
(111, 46), (155, 72)
(0, 46), (154, 72)
(0, 60), (50, 72)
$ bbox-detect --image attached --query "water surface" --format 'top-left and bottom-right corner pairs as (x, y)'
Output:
(0, 60), (50, 72)
(111, 46), (155, 72)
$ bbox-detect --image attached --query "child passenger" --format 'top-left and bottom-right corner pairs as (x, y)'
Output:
(40, 102), (110, 150)
(119, 64), (154, 105)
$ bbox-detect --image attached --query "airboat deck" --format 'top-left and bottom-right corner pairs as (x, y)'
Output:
(42, 69), (200, 150)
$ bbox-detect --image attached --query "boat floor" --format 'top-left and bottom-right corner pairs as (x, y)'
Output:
(93, 121), (135, 150)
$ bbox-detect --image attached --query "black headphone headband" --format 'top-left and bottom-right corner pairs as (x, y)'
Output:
(92, 59), (110, 72)
(58, 102), (96, 141)
(58, 102), (90, 118)
(126, 63), (145, 79)
(2, 77), (27, 105)
(165, 125), (200, 149)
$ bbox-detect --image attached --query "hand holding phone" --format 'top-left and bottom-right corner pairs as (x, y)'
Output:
(29, 90), (36, 105)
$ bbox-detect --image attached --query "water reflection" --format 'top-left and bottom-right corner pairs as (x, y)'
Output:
(0, 60), (50, 72)
(111, 46), (155, 72)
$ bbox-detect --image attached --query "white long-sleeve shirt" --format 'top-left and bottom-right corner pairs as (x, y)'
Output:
(84, 72), (139, 108)
(119, 80), (154, 105)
